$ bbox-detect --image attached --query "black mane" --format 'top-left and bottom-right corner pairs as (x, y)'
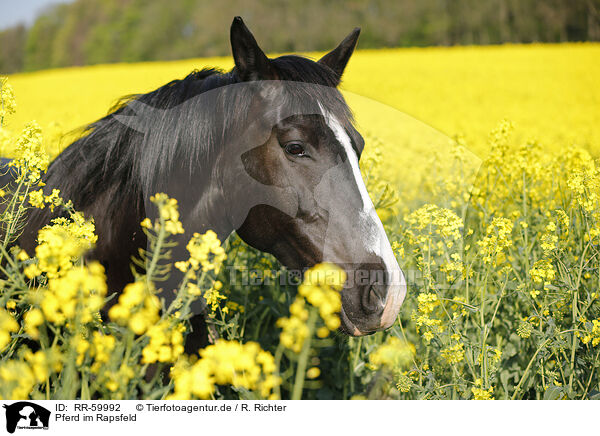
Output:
(12, 20), (390, 347)
(46, 67), (229, 220)
(26, 55), (353, 250)
(48, 55), (352, 217)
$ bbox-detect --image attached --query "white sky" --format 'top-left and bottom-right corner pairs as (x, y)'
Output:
(0, 0), (74, 30)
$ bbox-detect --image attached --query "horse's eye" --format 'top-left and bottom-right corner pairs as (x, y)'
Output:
(284, 142), (306, 157)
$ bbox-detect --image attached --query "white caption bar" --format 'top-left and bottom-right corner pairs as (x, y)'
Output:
(0, 400), (594, 435)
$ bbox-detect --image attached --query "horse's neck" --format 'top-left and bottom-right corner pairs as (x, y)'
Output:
(20, 152), (146, 280)
(84, 183), (147, 294)
(169, 169), (233, 243)
(21, 136), (234, 293)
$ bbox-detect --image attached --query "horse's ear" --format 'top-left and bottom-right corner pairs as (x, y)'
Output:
(318, 28), (361, 80)
(230, 16), (274, 81)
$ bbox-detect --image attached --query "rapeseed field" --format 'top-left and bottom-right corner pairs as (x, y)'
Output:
(0, 43), (599, 399)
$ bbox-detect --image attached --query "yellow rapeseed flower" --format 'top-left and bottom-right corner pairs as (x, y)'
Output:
(167, 340), (280, 400)
(108, 281), (160, 335)
(0, 77), (16, 121)
(0, 309), (19, 351)
(24, 308), (44, 339)
(368, 336), (415, 370)
(142, 320), (185, 364)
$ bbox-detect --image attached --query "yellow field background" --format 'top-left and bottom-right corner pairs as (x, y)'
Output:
(2, 42), (600, 400)
(6, 43), (600, 159)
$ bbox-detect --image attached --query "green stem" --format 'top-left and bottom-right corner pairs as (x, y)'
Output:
(146, 225), (166, 286)
(480, 264), (490, 386)
(291, 309), (317, 400)
(568, 241), (590, 391)
(511, 338), (550, 400)
(349, 336), (363, 394)
(273, 344), (284, 400)
(581, 347), (600, 399)
(511, 329), (577, 400)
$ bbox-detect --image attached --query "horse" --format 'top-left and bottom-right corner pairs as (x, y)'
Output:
(4, 17), (407, 346)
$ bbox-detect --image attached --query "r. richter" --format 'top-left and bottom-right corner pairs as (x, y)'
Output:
(254, 404), (287, 412)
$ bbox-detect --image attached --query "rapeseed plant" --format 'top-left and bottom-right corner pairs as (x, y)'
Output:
(2, 42), (600, 401)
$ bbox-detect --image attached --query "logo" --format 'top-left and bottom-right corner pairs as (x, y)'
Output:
(2, 402), (50, 434)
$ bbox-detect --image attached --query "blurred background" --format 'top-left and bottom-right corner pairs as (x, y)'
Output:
(1, 0), (599, 74)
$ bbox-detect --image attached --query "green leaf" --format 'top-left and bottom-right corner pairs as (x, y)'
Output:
(500, 370), (510, 395)
(543, 385), (563, 400)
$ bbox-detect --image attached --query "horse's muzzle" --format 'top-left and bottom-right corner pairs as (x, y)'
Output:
(339, 267), (407, 336)
(379, 280), (407, 329)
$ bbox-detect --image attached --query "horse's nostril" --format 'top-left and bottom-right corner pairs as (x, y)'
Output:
(372, 283), (387, 300)
(361, 284), (386, 315)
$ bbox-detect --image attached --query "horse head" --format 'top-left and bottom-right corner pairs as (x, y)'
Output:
(219, 17), (406, 336)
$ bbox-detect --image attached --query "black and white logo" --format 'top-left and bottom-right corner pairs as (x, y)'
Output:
(2, 402), (50, 434)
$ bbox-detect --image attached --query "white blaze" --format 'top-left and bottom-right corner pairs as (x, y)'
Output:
(320, 104), (406, 328)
